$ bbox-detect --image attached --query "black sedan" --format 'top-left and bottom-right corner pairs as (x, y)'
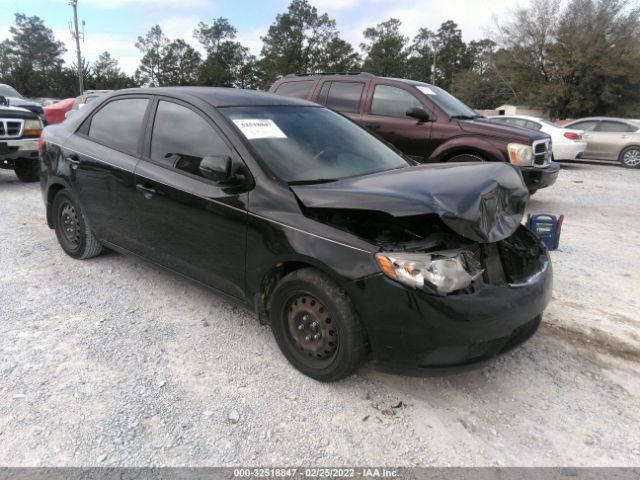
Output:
(39, 88), (552, 381)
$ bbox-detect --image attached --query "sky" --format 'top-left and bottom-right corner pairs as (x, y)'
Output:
(0, 0), (519, 74)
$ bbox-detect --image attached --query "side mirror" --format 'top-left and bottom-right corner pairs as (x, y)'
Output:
(199, 155), (233, 183)
(0, 96), (8, 106)
(406, 107), (434, 122)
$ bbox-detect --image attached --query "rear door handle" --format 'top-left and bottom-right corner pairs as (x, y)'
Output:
(365, 123), (380, 130)
(136, 183), (157, 198)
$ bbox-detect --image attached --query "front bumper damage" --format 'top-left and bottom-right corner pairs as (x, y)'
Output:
(345, 226), (552, 375)
(0, 138), (39, 169)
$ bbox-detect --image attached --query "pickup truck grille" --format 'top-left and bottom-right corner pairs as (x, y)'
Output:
(532, 138), (551, 167)
(0, 119), (24, 139)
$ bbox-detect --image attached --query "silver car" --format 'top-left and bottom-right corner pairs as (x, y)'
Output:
(563, 117), (640, 168)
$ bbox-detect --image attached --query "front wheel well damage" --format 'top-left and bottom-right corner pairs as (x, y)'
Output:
(46, 183), (66, 228)
(256, 260), (343, 325)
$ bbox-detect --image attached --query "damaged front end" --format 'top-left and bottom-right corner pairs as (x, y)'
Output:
(293, 163), (546, 295)
(304, 207), (546, 295)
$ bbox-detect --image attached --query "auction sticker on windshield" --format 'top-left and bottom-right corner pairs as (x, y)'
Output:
(233, 119), (287, 139)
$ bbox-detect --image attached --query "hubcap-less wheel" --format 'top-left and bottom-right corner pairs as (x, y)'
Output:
(623, 148), (640, 167)
(59, 202), (81, 249)
(287, 294), (337, 368)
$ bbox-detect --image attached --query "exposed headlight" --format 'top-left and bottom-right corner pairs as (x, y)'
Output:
(375, 251), (483, 293)
(23, 119), (42, 137)
(507, 143), (534, 166)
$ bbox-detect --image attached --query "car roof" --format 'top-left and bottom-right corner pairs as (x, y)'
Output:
(113, 87), (316, 108)
(275, 74), (437, 89)
(567, 117), (636, 124)
(490, 114), (544, 122)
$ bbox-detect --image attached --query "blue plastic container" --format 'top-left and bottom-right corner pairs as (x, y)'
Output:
(527, 214), (564, 250)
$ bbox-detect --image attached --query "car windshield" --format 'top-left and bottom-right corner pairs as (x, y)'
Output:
(221, 106), (409, 183)
(0, 85), (22, 98)
(414, 84), (477, 119)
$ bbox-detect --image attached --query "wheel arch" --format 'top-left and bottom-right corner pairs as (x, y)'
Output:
(46, 182), (68, 228)
(430, 137), (504, 163)
(254, 257), (351, 325)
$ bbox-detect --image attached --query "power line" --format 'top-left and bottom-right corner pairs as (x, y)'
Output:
(69, 0), (85, 95)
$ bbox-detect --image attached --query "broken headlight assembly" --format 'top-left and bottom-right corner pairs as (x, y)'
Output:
(375, 251), (483, 294)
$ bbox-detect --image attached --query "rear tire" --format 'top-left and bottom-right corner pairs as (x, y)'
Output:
(269, 268), (368, 382)
(14, 158), (39, 182)
(619, 146), (640, 168)
(52, 190), (102, 259)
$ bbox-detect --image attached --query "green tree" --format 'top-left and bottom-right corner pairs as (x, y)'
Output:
(0, 13), (67, 97)
(494, 0), (640, 117)
(160, 39), (202, 86)
(360, 18), (408, 77)
(135, 25), (169, 86)
(433, 20), (467, 90)
(92, 51), (134, 90)
(407, 27), (437, 83)
(260, 0), (358, 85)
(194, 17), (257, 88)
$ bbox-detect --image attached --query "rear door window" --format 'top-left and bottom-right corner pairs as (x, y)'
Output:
(274, 81), (314, 99)
(598, 121), (634, 132)
(319, 81), (364, 113)
(370, 85), (423, 118)
(150, 100), (231, 178)
(88, 98), (149, 155)
(569, 121), (598, 132)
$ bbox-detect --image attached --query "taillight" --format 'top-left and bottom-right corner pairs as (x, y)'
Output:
(38, 137), (45, 156)
(563, 132), (581, 140)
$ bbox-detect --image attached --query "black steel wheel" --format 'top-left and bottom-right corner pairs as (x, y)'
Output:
(270, 268), (368, 381)
(14, 158), (39, 182)
(52, 190), (102, 259)
(619, 146), (640, 168)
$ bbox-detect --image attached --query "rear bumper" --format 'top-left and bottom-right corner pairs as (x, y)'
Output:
(346, 255), (553, 376)
(0, 138), (39, 169)
(553, 142), (586, 160)
(520, 161), (560, 191)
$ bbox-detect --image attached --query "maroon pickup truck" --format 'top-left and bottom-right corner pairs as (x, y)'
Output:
(270, 73), (559, 193)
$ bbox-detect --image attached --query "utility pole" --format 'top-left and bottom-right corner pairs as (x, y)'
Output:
(70, 0), (84, 95)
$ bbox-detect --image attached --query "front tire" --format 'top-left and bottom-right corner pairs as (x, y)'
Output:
(269, 268), (368, 382)
(14, 158), (39, 182)
(619, 146), (640, 168)
(52, 190), (102, 259)
(448, 153), (486, 163)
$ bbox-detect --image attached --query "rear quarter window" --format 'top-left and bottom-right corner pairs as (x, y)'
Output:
(274, 81), (314, 99)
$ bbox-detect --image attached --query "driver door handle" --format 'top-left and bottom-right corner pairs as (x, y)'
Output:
(365, 123), (380, 130)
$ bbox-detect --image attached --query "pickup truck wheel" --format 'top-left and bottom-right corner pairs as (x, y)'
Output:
(52, 190), (102, 260)
(448, 153), (486, 163)
(269, 268), (368, 382)
(619, 146), (640, 168)
(14, 158), (39, 182)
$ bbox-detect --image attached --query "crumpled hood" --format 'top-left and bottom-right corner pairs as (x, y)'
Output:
(291, 163), (529, 243)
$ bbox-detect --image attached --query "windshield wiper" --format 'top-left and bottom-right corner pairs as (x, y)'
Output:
(288, 178), (339, 186)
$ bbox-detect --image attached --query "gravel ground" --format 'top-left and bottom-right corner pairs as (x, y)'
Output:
(0, 163), (639, 467)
